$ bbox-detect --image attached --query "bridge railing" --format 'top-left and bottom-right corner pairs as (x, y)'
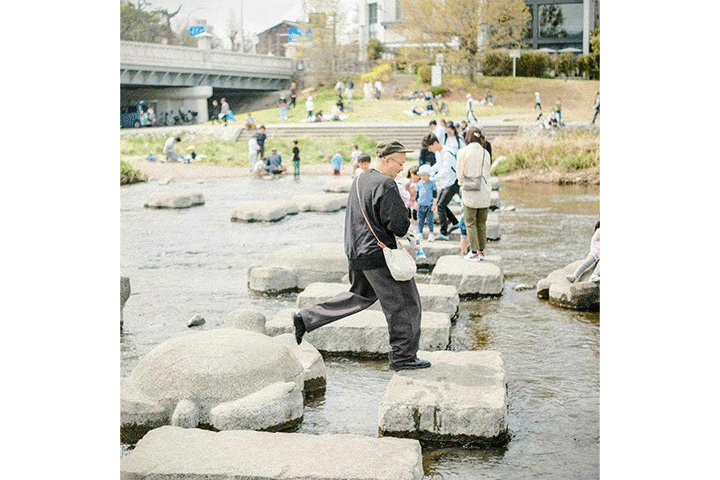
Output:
(120, 41), (294, 77)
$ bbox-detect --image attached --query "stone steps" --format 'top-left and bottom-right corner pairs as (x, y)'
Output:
(237, 123), (520, 150)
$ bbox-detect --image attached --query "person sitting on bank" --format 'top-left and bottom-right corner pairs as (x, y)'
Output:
(244, 113), (256, 130)
(265, 149), (287, 175)
(162, 136), (182, 163)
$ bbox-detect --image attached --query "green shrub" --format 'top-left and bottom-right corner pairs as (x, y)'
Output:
(562, 153), (597, 170)
(517, 52), (549, 78)
(417, 65), (432, 83)
(121, 160), (147, 185)
(492, 152), (527, 174)
(557, 53), (578, 77)
(481, 51), (512, 76)
(430, 85), (450, 97)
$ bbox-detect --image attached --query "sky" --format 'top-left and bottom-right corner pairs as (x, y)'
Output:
(144, 0), (359, 44)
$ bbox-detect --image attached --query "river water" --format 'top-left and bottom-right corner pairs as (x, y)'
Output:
(120, 175), (600, 479)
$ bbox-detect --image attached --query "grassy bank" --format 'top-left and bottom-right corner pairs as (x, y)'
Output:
(120, 75), (600, 182)
(239, 74), (599, 126)
(492, 130), (599, 174)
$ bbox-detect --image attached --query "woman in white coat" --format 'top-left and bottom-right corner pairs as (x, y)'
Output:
(456, 126), (493, 260)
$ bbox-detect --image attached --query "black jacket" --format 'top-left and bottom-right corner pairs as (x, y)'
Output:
(345, 169), (410, 270)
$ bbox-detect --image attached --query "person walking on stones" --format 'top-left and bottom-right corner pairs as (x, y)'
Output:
(444, 121), (465, 156)
(566, 220), (600, 283)
(424, 133), (460, 240)
(534, 92), (543, 121)
(292, 140), (301, 177)
(292, 140), (432, 372)
(420, 121), (438, 167)
(456, 126), (493, 261)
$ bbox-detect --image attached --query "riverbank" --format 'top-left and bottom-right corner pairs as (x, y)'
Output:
(126, 156), (599, 185)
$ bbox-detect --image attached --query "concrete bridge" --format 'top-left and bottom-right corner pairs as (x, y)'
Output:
(120, 41), (295, 123)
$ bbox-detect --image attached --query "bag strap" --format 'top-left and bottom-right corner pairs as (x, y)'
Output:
(355, 174), (387, 250)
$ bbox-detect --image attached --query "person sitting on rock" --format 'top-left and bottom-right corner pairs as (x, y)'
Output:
(567, 220), (600, 283)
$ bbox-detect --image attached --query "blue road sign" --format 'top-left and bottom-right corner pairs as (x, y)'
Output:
(189, 26), (206, 36)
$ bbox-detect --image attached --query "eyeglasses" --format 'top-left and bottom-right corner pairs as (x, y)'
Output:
(388, 156), (405, 167)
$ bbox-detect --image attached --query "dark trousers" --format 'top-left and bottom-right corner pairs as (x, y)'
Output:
(437, 182), (460, 235)
(298, 267), (422, 367)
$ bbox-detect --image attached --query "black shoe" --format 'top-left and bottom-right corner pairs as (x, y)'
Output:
(448, 223), (460, 234)
(390, 358), (432, 371)
(292, 312), (306, 345)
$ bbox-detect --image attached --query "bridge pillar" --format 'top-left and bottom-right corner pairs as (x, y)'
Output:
(121, 86), (213, 123)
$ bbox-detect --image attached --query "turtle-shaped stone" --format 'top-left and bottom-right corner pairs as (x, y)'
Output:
(121, 328), (305, 441)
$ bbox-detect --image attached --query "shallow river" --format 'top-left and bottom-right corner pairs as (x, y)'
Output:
(120, 174), (600, 479)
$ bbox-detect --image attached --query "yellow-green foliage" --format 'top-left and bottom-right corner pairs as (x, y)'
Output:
(361, 63), (392, 83)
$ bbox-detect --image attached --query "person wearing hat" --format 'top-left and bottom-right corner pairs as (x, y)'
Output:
(292, 140), (431, 372)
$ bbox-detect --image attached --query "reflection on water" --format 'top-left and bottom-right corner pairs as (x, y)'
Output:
(121, 176), (599, 478)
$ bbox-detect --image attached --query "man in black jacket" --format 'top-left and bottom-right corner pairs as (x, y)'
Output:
(293, 140), (431, 372)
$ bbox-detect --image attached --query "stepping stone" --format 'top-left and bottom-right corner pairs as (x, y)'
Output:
(267, 308), (451, 356)
(121, 426), (424, 480)
(323, 176), (354, 192)
(273, 333), (327, 393)
(490, 191), (500, 210)
(378, 350), (508, 447)
(296, 282), (460, 318)
(144, 192), (204, 209)
(120, 329), (305, 441)
(231, 200), (298, 222)
(399, 239), (459, 269)
(536, 260), (599, 311)
(293, 193), (348, 212)
(430, 255), (504, 297)
(247, 243), (348, 294)
(448, 213), (501, 241)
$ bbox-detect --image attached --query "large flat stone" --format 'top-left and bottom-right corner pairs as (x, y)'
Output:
(144, 192), (205, 209)
(120, 329), (305, 437)
(378, 350), (508, 446)
(247, 243), (348, 294)
(430, 255), (504, 297)
(121, 426), (424, 480)
(231, 200), (298, 222)
(293, 193), (348, 212)
(537, 260), (599, 311)
(296, 282), (459, 318)
(268, 308), (450, 356)
(323, 176), (354, 192)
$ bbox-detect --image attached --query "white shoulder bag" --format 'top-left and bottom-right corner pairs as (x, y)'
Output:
(356, 177), (416, 281)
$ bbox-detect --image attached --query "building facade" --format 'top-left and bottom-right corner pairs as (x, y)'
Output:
(256, 21), (300, 57)
(357, 0), (599, 59)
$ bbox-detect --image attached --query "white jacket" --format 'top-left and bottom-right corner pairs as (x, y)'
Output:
(431, 148), (457, 190)
(456, 143), (492, 208)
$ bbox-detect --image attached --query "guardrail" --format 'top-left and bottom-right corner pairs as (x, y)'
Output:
(120, 41), (294, 77)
